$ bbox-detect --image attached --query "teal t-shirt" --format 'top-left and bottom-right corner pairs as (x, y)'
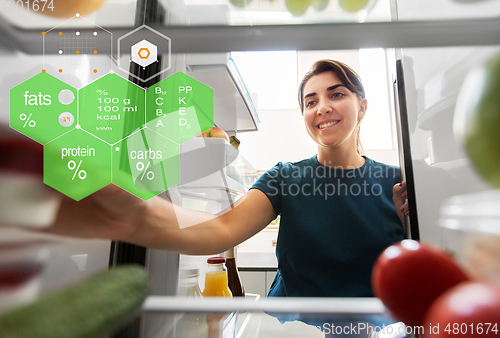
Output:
(250, 155), (404, 298)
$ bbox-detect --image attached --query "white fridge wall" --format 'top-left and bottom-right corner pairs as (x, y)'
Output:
(397, 0), (500, 247)
(395, 0), (500, 20)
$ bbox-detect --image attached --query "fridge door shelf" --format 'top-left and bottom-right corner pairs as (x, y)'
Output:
(186, 55), (259, 133)
(174, 137), (246, 214)
(416, 47), (499, 131)
(180, 137), (239, 175)
(178, 173), (245, 203)
(184, 4), (259, 134)
(179, 137), (245, 199)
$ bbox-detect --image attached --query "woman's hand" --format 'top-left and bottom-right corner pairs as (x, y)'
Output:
(0, 137), (152, 243)
(42, 184), (150, 242)
(393, 181), (409, 227)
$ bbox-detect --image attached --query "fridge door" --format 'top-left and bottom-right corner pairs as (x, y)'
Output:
(394, 0), (500, 248)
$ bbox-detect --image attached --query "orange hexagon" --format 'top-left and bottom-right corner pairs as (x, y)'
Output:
(138, 48), (150, 60)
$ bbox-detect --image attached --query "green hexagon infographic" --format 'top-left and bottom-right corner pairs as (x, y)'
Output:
(10, 72), (77, 144)
(44, 129), (111, 201)
(112, 128), (180, 200)
(11, 69), (217, 201)
(146, 71), (214, 144)
(79, 73), (146, 144)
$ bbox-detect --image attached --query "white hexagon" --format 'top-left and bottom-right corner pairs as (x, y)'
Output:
(117, 25), (171, 83)
(131, 39), (158, 68)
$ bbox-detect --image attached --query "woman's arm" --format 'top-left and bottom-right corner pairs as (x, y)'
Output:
(45, 185), (277, 255)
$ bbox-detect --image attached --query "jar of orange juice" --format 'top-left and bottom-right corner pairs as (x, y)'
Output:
(202, 257), (232, 297)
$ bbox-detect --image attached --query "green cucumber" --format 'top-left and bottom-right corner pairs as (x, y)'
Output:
(0, 264), (149, 338)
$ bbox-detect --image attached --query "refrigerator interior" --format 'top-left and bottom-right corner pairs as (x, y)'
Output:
(394, 0), (500, 259)
(1, 0), (500, 337)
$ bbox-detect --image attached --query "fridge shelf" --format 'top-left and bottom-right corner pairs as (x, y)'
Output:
(142, 295), (386, 315)
(2, 0), (500, 31)
(440, 190), (500, 236)
(140, 295), (395, 338)
(1, 16), (500, 55)
(439, 190), (500, 284)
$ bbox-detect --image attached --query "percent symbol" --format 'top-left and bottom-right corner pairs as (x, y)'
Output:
(68, 160), (87, 180)
(136, 161), (154, 181)
(96, 89), (108, 95)
(19, 113), (36, 128)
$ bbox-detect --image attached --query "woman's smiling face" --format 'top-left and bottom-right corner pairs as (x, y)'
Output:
(302, 71), (366, 150)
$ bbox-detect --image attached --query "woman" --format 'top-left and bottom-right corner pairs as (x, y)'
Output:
(251, 60), (407, 297)
(48, 59), (409, 298)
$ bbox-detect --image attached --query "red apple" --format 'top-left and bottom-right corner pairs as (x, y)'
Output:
(197, 127), (229, 142)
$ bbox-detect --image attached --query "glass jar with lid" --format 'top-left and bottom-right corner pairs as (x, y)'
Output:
(202, 257), (232, 297)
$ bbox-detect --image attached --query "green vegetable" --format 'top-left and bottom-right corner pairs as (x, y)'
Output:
(339, 0), (369, 12)
(455, 53), (500, 189)
(229, 0), (253, 7)
(0, 265), (149, 338)
(312, 0), (329, 11)
(285, 0), (312, 16)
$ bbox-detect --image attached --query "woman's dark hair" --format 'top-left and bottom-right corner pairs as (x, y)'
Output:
(298, 59), (366, 155)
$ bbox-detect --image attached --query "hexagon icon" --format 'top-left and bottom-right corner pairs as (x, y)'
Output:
(131, 40), (158, 68)
(146, 72), (214, 144)
(79, 73), (146, 144)
(10, 72), (77, 144)
(44, 128), (111, 201)
(42, 22), (113, 79)
(117, 25), (171, 83)
(112, 128), (180, 200)
(139, 48), (150, 59)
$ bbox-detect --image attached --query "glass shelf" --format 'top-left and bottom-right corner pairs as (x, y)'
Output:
(1, 0), (499, 29)
(136, 296), (400, 338)
(0, 0), (499, 55)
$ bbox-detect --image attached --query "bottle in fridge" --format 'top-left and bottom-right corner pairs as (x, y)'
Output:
(225, 247), (245, 297)
(174, 268), (208, 338)
(202, 257), (232, 297)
